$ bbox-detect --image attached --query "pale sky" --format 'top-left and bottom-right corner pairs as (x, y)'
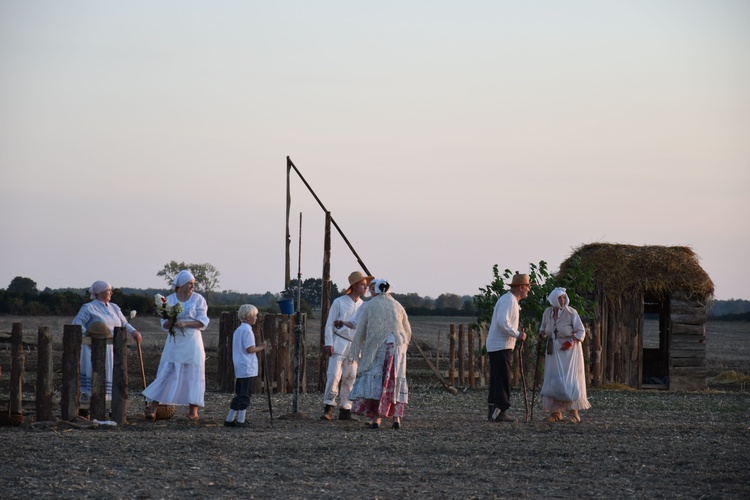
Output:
(1, 1), (748, 300)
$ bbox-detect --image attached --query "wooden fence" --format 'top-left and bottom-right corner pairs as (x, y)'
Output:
(217, 312), (307, 394)
(1, 322), (131, 426)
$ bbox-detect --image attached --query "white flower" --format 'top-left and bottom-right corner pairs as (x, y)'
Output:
(154, 294), (167, 308)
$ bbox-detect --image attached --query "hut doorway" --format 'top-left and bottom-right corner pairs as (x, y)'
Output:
(641, 294), (670, 389)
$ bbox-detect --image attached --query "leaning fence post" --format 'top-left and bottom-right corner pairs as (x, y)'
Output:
(61, 324), (82, 420)
(36, 326), (53, 422)
(10, 323), (25, 417)
(112, 327), (128, 424)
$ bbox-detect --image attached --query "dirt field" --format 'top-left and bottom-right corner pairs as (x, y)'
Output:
(1, 315), (749, 499)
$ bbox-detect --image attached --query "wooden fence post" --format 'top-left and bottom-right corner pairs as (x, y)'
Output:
(112, 327), (128, 424)
(61, 324), (82, 420)
(10, 323), (24, 417)
(479, 327), (487, 387)
(90, 337), (107, 421)
(278, 318), (289, 393)
(318, 211), (332, 392)
(218, 312), (239, 392)
(448, 324), (456, 385)
(468, 324), (475, 388)
(458, 325), (465, 386)
(262, 315), (278, 393)
(36, 326), (53, 422)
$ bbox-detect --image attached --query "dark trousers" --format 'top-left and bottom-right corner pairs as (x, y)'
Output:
(229, 376), (255, 411)
(487, 349), (512, 411)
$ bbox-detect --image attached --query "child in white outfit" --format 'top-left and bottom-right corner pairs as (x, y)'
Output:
(224, 305), (269, 428)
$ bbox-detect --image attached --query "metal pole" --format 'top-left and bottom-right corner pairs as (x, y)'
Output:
(292, 212), (302, 414)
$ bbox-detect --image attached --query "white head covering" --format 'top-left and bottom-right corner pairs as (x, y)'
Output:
(173, 270), (195, 289)
(547, 287), (570, 311)
(89, 280), (112, 300)
(370, 278), (390, 295)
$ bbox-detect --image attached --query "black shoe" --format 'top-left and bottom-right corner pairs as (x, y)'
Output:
(368, 423), (379, 429)
(338, 409), (357, 421)
(392, 422), (400, 430)
(223, 420), (236, 427)
(321, 404), (334, 421)
(234, 421), (249, 428)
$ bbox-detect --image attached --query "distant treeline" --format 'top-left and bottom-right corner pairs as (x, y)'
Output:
(0, 287), (477, 318)
(1, 285), (746, 321)
(708, 299), (750, 319)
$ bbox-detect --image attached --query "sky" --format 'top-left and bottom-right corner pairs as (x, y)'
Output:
(1, 1), (748, 300)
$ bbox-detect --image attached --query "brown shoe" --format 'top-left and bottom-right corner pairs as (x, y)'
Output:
(320, 404), (334, 420)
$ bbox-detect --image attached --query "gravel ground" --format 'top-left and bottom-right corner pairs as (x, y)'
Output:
(1, 316), (749, 499)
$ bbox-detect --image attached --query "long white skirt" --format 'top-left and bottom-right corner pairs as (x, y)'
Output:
(541, 339), (591, 412)
(142, 328), (206, 407)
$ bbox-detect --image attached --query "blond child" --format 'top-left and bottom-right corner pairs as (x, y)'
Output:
(224, 304), (269, 427)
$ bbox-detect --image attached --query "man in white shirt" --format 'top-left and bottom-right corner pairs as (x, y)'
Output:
(486, 273), (530, 422)
(321, 271), (373, 420)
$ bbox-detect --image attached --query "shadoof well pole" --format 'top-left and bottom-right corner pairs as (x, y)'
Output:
(284, 156), (457, 396)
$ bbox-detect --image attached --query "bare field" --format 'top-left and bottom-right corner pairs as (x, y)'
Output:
(1, 315), (749, 499)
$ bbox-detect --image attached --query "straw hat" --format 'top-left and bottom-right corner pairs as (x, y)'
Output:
(508, 273), (530, 287)
(85, 321), (112, 339)
(345, 271), (374, 294)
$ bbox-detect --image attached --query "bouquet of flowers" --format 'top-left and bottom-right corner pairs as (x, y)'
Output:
(154, 294), (184, 338)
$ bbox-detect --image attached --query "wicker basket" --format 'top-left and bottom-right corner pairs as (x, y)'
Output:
(145, 404), (176, 420)
(0, 412), (25, 427)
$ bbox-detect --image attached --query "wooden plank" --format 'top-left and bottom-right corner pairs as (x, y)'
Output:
(670, 304), (705, 315)
(10, 323), (25, 415)
(670, 313), (707, 325)
(61, 324), (82, 420)
(671, 357), (705, 367)
(671, 323), (705, 335)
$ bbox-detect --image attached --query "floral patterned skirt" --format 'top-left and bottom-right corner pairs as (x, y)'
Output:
(351, 342), (406, 418)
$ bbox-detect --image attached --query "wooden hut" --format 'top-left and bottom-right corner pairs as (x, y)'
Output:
(559, 243), (714, 391)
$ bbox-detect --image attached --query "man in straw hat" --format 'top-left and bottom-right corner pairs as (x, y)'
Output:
(486, 273), (530, 423)
(321, 271), (373, 420)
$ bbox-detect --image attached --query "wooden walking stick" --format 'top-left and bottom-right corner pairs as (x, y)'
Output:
(137, 342), (175, 420)
(530, 335), (544, 421)
(517, 338), (529, 423)
(262, 347), (273, 425)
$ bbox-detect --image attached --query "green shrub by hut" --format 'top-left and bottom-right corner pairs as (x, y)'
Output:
(560, 243), (714, 391)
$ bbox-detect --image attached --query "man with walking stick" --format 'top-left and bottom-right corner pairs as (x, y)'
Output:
(321, 271), (373, 421)
(486, 273), (530, 423)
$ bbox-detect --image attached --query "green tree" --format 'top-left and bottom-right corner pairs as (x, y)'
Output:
(435, 293), (463, 310)
(473, 259), (595, 339)
(8, 276), (38, 294)
(156, 261), (221, 295)
(283, 278), (341, 310)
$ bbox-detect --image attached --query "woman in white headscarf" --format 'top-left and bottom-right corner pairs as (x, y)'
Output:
(538, 287), (590, 423)
(72, 280), (142, 404)
(349, 279), (412, 430)
(143, 270), (210, 421)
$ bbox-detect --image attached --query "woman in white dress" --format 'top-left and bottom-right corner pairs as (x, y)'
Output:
(72, 280), (142, 402)
(143, 270), (209, 421)
(349, 279), (411, 430)
(538, 287), (590, 423)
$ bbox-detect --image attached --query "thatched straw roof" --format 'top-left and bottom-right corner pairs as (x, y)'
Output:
(559, 243), (714, 300)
